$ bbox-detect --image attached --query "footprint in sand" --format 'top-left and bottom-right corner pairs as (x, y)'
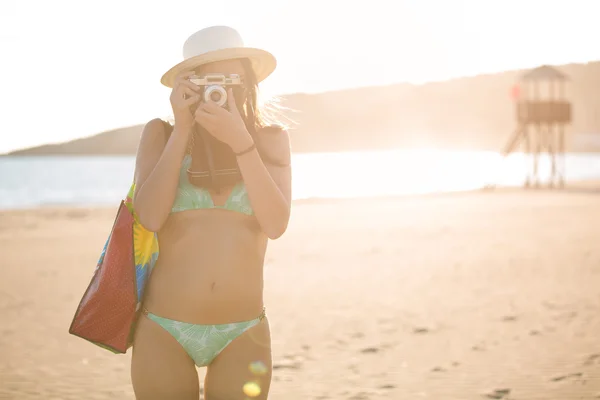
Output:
(542, 301), (560, 310)
(412, 326), (430, 334)
(360, 347), (380, 354)
(551, 372), (583, 382)
(272, 355), (303, 370)
(348, 393), (369, 400)
(481, 388), (510, 399)
(328, 339), (346, 350)
(553, 310), (578, 321)
(584, 354), (600, 366)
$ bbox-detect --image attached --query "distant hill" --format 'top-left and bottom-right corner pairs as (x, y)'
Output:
(6, 61), (600, 156)
(6, 125), (146, 156)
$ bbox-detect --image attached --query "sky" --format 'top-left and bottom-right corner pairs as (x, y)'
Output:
(0, 0), (598, 153)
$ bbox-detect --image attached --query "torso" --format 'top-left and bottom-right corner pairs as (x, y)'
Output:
(142, 154), (268, 324)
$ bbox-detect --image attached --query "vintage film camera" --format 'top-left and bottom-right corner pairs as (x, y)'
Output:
(189, 73), (244, 108)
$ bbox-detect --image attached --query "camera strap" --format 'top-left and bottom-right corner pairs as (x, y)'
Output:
(199, 131), (219, 193)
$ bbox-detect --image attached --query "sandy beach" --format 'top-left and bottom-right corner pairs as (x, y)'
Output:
(1, 188), (600, 400)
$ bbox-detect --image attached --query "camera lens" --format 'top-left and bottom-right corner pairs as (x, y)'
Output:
(204, 85), (227, 107)
(210, 91), (222, 103)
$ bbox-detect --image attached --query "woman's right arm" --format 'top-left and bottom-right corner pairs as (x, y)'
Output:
(132, 71), (201, 231)
(132, 119), (191, 232)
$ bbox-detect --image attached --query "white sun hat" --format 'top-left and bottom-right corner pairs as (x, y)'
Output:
(160, 25), (277, 88)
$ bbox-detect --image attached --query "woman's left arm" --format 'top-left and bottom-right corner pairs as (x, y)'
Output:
(194, 91), (292, 239)
(235, 129), (292, 239)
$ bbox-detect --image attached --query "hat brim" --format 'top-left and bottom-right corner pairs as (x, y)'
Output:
(160, 47), (277, 88)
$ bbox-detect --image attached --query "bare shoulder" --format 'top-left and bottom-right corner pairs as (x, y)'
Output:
(134, 118), (171, 185)
(136, 118), (171, 158)
(140, 118), (171, 143)
(256, 125), (291, 167)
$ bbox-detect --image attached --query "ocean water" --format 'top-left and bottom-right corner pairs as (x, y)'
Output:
(1, 149), (599, 210)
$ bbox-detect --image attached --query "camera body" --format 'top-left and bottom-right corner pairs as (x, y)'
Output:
(189, 73), (244, 108)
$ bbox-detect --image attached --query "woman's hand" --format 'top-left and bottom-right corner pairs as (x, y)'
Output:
(194, 88), (254, 152)
(170, 71), (202, 132)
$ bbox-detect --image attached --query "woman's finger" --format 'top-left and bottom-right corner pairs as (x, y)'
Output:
(182, 94), (201, 107)
(174, 70), (196, 81)
(180, 87), (198, 99)
(226, 88), (240, 115)
(176, 79), (202, 93)
(195, 106), (217, 124)
(200, 101), (222, 115)
(174, 88), (199, 106)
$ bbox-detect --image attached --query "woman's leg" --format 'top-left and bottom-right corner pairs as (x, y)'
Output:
(203, 317), (272, 400)
(131, 314), (200, 400)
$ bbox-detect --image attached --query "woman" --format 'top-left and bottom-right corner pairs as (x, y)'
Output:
(130, 26), (292, 400)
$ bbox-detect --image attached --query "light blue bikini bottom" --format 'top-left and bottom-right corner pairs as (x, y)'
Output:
(143, 307), (266, 367)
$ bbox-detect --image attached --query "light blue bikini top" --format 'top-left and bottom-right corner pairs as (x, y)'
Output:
(170, 155), (254, 216)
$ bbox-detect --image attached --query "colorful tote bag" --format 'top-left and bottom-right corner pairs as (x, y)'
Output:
(69, 183), (159, 354)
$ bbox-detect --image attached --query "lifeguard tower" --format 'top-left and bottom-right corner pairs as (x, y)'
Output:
(502, 65), (571, 188)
